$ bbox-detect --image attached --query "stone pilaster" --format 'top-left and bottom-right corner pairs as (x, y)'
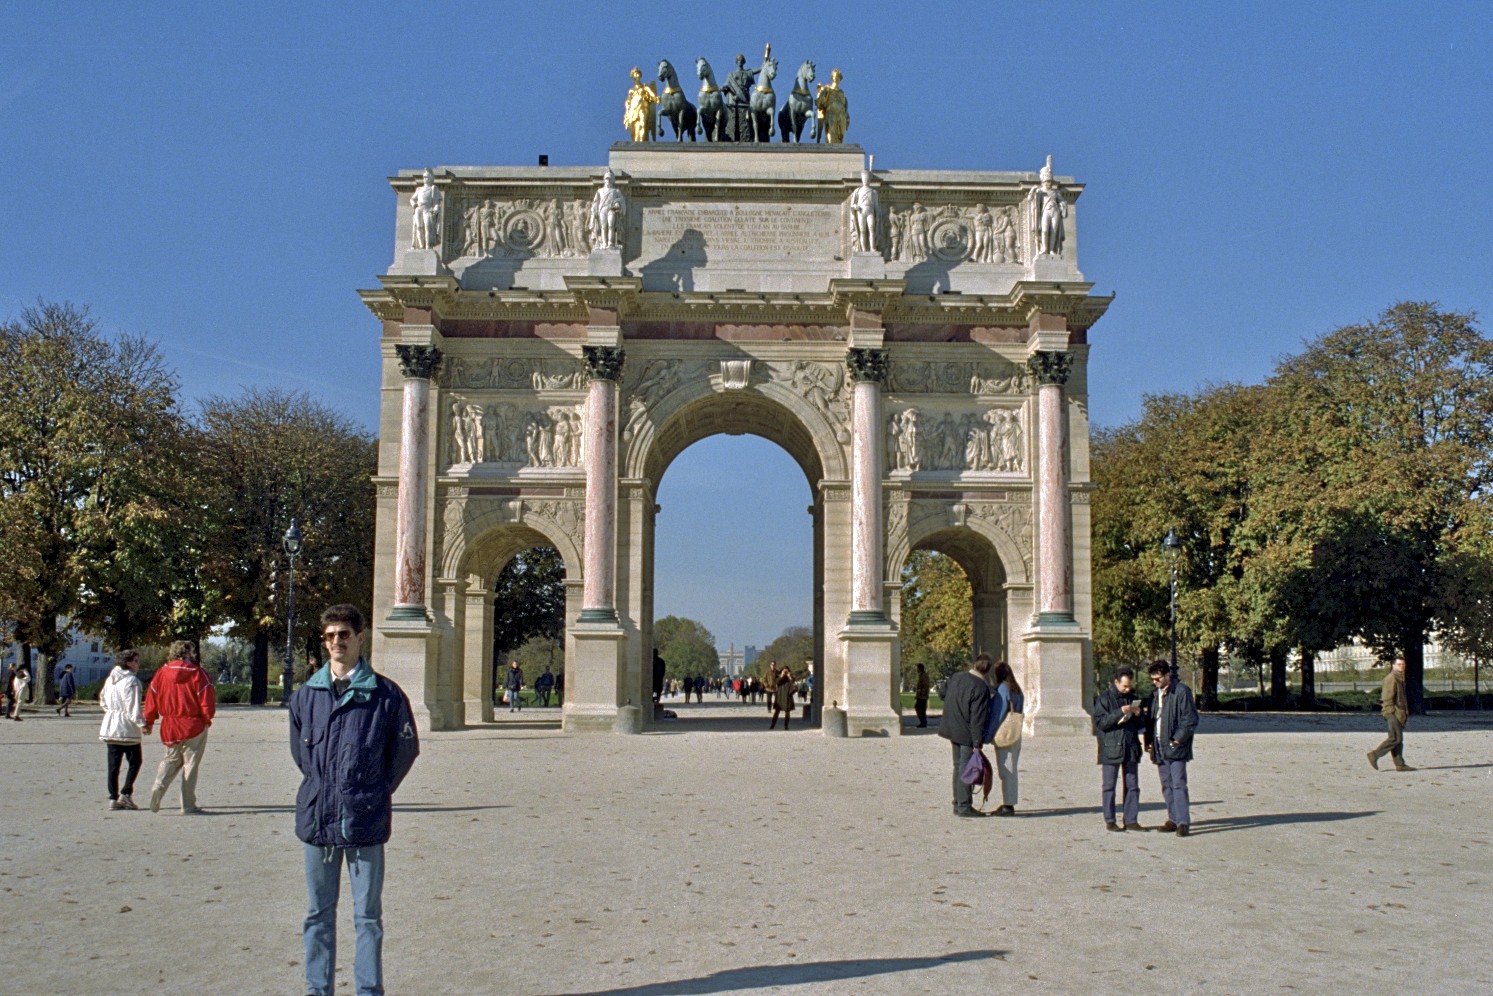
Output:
(390, 344), (441, 621)
(1027, 350), (1074, 624)
(846, 346), (890, 625)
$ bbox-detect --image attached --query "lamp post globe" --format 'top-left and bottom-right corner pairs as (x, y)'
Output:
(1162, 527), (1182, 680)
(281, 518), (303, 706)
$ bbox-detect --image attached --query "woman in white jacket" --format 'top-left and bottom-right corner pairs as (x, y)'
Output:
(99, 649), (147, 811)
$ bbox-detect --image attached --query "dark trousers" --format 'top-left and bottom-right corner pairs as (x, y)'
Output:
(1157, 759), (1190, 826)
(914, 697), (928, 727)
(1371, 715), (1406, 760)
(106, 742), (143, 800)
(1101, 761), (1140, 825)
(951, 742), (975, 813)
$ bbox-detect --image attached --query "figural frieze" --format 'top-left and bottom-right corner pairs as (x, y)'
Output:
(442, 356), (586, 391)
(887, 407), (1025, 474)
(889, 360), (1028, 397)
(448, 399), (584, 468)
(457, 195), (594, 260)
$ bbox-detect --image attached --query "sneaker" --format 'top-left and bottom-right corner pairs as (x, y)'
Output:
(1366, 750), (1380, 770)
(148, 786), (164, 813)
(117, 795), (139, 811)
(182, 806), (206, 815)
(109, 799), (124, 811)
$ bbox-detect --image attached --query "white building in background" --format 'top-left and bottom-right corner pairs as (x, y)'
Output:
(0, 623), (114, 687)
(719, 646), (744, 678)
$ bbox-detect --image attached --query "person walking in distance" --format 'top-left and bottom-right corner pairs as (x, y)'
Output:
(913, 663), (931, 728)
(1367, 656), (1414, 771)
(1092, 666), (1147, 832)
(143, 640), (216, 814)
(769, 666), (795, 730)
(56, 663), (77, 716)
(1143, 661), (1198, 837)
(289, 605), (420, 996)
(99, 650), (147, 811)
(505, 660), (525, 713)
(937, 654), (993, 818)
(8, 662), (30, 720)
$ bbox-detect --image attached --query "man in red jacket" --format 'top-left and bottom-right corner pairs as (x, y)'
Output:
(143, 640), (216, 814)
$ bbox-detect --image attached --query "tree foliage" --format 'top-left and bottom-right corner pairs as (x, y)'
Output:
(899, 550), (972, 685)
(755, 625), (814, 680)
(653, 615), (720, 680)
(1092, 302), (1493, 712)
(0, 301), (190, 699)
(492, 547), (566, 654)
(196, 389), (377, 704)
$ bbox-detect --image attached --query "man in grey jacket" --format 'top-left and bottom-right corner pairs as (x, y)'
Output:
(937, 654), (993, 818)
(1143, 661), (1199, 837)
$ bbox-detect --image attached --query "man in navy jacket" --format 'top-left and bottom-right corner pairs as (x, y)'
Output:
(289, 605), (419, 996)
(1143, 660), (1198, 837)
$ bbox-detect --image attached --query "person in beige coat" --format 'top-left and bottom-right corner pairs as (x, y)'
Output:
(1367, 656), (1414, 771)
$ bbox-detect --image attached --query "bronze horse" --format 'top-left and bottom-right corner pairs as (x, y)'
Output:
(657, 59), (698, 141)
(747, 53), (778, 142)
(777, 60), (815, 142)
(695, 57), (725, 141)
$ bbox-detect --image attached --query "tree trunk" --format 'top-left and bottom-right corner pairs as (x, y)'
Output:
(1199, 646), (1220, 710)
(1269, 644), (1289, 708)
(1402, 631), (1426, 715)
(250, 630), (270, 705)
(1300, 647), (1316, 709)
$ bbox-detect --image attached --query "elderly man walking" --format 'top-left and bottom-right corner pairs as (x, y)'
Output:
(143, 640), (216, 814)
(1367, 656), (1415, 771)
(937, 654), (993, 818)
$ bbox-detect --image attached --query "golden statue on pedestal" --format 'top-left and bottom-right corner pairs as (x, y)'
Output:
(815, 67), (849, 144)
(623, 66), (659, 142)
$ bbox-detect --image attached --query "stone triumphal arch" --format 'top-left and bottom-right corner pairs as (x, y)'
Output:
(360, 143), (1110, 737)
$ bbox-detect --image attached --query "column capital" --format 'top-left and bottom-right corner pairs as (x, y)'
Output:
(395, 343), (443, 380)
(846, 346), (890, 385)
(582, 345), (626, 382)
(1026, 351), (1073, 387)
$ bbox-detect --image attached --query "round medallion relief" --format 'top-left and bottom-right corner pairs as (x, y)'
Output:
(930, 218), (971, 261)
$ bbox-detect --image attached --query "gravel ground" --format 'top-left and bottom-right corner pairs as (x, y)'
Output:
(2, 700), (1490, 994)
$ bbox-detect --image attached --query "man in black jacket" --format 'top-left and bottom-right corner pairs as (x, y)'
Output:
(1092, 667), (1146, 832)
(937, 654), (993, 817)
(1143, 661), (1199, 837)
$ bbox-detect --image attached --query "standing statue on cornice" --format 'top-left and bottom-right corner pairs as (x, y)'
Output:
(623, 67), (660, 142)
(1035, 155), (1067, 258)
(410, 168), (443, 250)
(814, 68), (849, 144)
(721, 53), (758, 141)
(589, 169), (627, 250)
(849, 169), (880, 254)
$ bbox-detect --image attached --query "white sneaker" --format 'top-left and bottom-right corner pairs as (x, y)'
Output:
(118, 795), (139, 811)
(109, 799), (124, 811)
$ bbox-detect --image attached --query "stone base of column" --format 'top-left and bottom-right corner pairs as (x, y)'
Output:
(377, 616), (461, 731)
(1021, 621), (1091, 736)
(561, 621), (629, 734)
(388, 603), (431, 623)
(1029, 255), (1075, 282)
(837, 620), (901, 737)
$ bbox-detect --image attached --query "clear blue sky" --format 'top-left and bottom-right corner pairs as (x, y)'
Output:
(5, 3), (1490, 653)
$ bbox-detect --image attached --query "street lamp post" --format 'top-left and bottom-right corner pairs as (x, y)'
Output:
(1163, 528), (1182, 680)
(282, 518), (303, 707)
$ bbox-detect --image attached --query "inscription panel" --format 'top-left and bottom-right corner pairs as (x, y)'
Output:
(639, 202), (840, 260)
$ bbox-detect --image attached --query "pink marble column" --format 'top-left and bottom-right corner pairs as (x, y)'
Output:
(391, 344), (442, 620)
(847, 347), (890, 624)
(579, 345), (624, 623)
(1028, 350), (1074, 624)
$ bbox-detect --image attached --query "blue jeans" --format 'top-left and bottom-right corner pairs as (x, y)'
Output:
(1101, 761), (1140, 825)
(304, 842), (385, 996)
(951, 743), (975, 813)
(1156, 759), (1190, 826)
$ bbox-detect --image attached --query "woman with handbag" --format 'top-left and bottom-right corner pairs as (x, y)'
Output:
(983, 660), (1025, 815)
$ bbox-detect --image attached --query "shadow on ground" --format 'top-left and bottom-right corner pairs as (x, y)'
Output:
(567, 950), (1003, 995)
(1189, 810), (1378, 835)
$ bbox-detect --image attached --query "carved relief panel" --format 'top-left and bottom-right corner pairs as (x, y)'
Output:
(886, 406), (1026, 475)
(454, 195), (593, 260)
(446, 398), (584, 469)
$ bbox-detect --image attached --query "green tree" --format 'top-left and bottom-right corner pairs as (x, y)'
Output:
(653, 615), (720, 681)
(196, 389), (377, 704)
(491, 547), (565, 690)
(0, 301), (189, 700)
(1261, 303), (1493, 712)
(756, 625), (814, 680)
(899, 550), (972, 686)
